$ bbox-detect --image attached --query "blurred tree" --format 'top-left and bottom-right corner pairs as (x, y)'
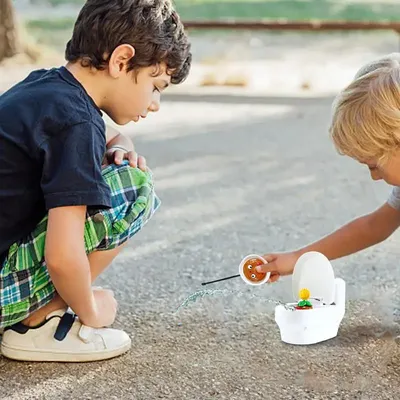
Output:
(0, 0), (18, 62)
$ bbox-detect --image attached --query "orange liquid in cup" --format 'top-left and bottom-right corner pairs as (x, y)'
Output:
(242, 258), (266, 282)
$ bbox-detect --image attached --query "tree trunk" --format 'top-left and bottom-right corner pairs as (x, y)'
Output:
(0, 0), (19, 62)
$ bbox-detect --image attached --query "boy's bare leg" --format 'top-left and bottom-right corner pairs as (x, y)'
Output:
(22, 245), (125, 327)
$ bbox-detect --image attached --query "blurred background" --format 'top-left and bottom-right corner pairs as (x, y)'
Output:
(2, 0), (400, 96)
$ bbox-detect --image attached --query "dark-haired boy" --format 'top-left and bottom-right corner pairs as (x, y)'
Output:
(0, 0), (191, 362)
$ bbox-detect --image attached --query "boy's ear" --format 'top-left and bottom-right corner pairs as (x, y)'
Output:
(108, 44), (136, 78)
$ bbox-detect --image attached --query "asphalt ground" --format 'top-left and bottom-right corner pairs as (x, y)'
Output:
(1, 91), (400, 399)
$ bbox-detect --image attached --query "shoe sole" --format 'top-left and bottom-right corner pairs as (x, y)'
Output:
(0, 338), (131, 362)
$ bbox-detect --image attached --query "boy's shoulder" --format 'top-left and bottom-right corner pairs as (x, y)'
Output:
(0, 66), (103, 130)
(388, 185), (400, 211)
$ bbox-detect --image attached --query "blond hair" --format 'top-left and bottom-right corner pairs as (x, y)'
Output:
(330, 53), (400, 165)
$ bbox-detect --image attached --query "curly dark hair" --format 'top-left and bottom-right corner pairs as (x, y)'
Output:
(65, 0), (191, 84)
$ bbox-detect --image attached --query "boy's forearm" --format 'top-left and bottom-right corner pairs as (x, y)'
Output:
(106, 125), (134, 152)
(47, 254), (96, 324)
(45, 206), (97, 325)
(295, 216), (377, 260)
(294, 203), (400, 261)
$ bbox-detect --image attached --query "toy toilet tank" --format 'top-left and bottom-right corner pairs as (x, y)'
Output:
(274, 251), (346, 345)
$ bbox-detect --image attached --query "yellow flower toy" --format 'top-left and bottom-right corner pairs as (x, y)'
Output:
(295, 288), (313, 310)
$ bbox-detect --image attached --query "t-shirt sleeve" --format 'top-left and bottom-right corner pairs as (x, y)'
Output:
(387, 186), (400, 210)
(40, 121), (111, 210)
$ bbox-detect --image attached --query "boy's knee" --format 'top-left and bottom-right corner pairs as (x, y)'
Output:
(102, 162), (153, 184)
(86, 162), (160, 252)
(102, 163), (155, 199)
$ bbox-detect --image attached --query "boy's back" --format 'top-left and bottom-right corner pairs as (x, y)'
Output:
(0, 67), (111, 264)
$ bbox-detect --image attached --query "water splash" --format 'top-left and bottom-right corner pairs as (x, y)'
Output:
(175, 289), (233, 312)
(175, 288), (296, 313)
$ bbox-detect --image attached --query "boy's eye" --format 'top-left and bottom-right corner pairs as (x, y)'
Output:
(153, 86), (160, 93)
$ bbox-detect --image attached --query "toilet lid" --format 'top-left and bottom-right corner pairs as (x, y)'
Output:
(292, 251), (335, 305)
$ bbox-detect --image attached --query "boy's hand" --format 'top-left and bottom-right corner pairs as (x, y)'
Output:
(255, 252), (300, 283)
(104, 146), (147, 170)
(83, 288), (118, 328)
(105, 125), (147, 171)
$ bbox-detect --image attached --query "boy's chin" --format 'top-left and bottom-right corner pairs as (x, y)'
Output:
(109, 115), (132, 126)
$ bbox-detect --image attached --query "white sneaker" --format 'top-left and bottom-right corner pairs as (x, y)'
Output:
(1, 309), (131, 362)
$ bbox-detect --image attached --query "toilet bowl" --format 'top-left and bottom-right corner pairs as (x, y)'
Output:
(274, 252), (346, 345)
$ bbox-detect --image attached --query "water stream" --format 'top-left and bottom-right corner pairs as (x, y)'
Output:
(175, 288), (296, 313)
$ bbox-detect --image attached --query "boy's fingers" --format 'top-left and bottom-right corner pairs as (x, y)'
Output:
(127, 151), (138, 167)
(113, 150), (125, 165)
(268, 273), (280, 283)
(263, 254), (277, 263)
(255, 260), (277, 273)
(253, 254), (277, 273)
(137, 155), (147, 171)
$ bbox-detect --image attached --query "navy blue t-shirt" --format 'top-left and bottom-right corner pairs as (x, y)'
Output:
(0, 67), (112, 264)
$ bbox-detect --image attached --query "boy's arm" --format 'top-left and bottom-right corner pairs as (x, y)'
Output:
(257, 202), (400, 280)
(104, 125), (146, 170)
(45, 205), (116, 328)
(45, 206), (95, 323)
(105, 125), (134, 151)
(40, 121), (118, 327)
(295, 202), (400, 260)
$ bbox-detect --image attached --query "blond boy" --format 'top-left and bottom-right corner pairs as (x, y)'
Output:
(257, 53), (400, 280)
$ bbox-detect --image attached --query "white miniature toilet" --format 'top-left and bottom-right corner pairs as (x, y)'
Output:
(274, 251), (346, 345)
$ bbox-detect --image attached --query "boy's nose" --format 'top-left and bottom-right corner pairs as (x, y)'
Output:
(148, 91), (161, 113)
(148, 100), (160, 113)
(370, 170), (382, 181)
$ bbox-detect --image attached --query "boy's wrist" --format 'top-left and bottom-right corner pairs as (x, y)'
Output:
(106, 145), (129, 153)
(293, 248), (306, 259)
(75, 292), (98, 326)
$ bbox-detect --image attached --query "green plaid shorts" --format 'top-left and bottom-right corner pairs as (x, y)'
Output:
(0, 162), (160, 328)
